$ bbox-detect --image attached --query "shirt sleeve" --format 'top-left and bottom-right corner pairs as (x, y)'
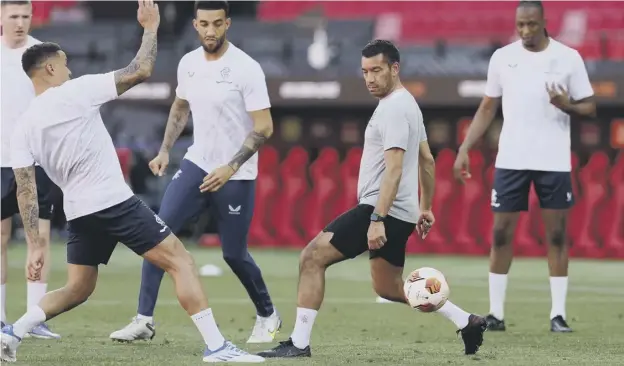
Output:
(484, 51), (502, 98)
(10, 124), (35, 169)
(175, 59), (188, 100)
(379, 107), (410, 151)
(242, 63), (271, 112)
(74, 72), (118, 107)
(568, 51), (594, 101)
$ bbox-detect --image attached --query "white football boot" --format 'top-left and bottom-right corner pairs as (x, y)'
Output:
(109, 316), (155, 342)
(246, 311), (282, 344)
(203, 341), (265, 363)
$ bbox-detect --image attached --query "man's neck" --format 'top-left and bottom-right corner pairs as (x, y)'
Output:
(1, 36), (28, 49)
(32, 78), (53, 96)
(203, 40), (230, 61)
(524, 36), (550, 52)
(381, 81), (405, 99)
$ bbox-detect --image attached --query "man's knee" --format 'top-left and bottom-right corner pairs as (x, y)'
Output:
(492, 214), (518, 248)
(299, 232), (342, 271)
(547, 227), (567, 248)
(66, 278), (96, 304)
(1, 219), (11, 246)
(143, 234), (196, 274)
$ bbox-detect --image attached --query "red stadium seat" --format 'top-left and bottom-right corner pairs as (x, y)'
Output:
(115, 147), (132, 181)
(569, 152), (611, 258)
(332, 147), (362, 219)
(272, 147), (310, 247)
(600, 157), (624, 258)
(249, 146), (280, 246)
(414, 149), (456, 254)
(449, 150), (488, 255)
(301, 147), (341, 241)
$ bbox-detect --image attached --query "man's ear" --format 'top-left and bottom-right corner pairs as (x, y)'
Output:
(45, 62), (54, 75)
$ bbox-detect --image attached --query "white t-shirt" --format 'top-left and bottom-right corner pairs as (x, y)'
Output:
(1, 36), (41, 167)
(485, 39), (594, 172)
(11, 72), (133, 220)
(358, 89), (427, 224)
(175, 44), (271, 180)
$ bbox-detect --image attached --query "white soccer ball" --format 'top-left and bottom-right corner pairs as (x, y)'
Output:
(403, 267), (450, 312)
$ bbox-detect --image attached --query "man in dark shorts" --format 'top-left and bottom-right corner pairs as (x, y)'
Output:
(258, 40), (487, 359)
(0, 0), (60, 338)
(453, 1), (596, 333)
(0, 1), (263, 363)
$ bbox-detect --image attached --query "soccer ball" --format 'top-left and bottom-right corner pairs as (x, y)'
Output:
(403, 267), (450, 312)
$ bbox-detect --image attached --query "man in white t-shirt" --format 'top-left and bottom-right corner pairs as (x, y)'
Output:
(110, 0), (280, 345)
(258, 40), (487, 359)
(454, 1), (596, 333)
(0, 0), (60, 340)
(1, 1), (263, 363)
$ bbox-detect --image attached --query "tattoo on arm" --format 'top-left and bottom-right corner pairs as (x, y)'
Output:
(114, 30), (157, 96)
(160, 98), (190, 153)
(228, 131), (269, 171)
(14, 166), (40, 247)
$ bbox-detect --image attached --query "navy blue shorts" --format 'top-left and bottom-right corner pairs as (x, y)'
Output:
(491, 168), (574, 212)
(159, 159), (255, 246)
(1, 167), (58, 220)
(66, 196), (171, 266)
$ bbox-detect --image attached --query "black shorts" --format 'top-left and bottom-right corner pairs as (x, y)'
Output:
(323, 204), (415, 267)
(66, 196), (171, 266)
(492, 168), (574, 212)
(1, 167), (58, 220)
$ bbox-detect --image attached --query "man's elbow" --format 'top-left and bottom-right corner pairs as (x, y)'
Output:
(256, 122), (273, 138)
(420, 153), (435, 170)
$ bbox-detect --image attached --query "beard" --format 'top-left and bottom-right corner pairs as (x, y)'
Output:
(201, 36), (226, 54)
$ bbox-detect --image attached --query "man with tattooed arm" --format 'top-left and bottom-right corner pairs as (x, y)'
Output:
(1, 1), (263, 363)
(110, 1), (280, 345)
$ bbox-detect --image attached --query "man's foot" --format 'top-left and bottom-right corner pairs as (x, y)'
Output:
(203, 341), (265, 363)
(24, 323), (61, 340)
(247, 311), (282, 344)
(551, 315), (572, 333)
(257, 338), (311, 358)
(1, 325), (22, 363)
(458, 315), (487, 355)
(485, 314), (506, 331)
(109, 317), (155, 342)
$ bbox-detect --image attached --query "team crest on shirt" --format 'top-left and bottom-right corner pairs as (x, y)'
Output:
(217, 67), (232, 84)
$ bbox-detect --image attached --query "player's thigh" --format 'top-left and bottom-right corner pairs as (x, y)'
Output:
(34, 166), (56, 220)
(370, 256), (405, 295)
(104, 196), (172, 258)
(159, 159), (209, 233)
(369, 215), (415, 268)
(492, 168), (532, 212)
(66, 263), (99, 297)
(66, 217), (118, 267)
(533, 171), (574, 210)
(141, 233), (195, 273)
(210, 180), (255, 255)
(1, 168), (18, 221)
(321, 204), (372, 261)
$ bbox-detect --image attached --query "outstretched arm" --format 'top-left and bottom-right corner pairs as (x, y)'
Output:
(114, 0), (160, 96)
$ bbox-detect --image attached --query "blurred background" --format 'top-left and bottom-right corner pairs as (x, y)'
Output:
(10, 0), (624, 259)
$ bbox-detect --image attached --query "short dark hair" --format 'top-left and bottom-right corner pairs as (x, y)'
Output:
(1, 1), (31, 6)
(22, 42), (62, 77)
(361, 39), (400, 65)
(518, 1), (544, 16)
(194, 1), (229, 17)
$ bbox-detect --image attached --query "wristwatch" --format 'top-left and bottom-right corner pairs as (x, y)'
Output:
(370, 213), (385, 222)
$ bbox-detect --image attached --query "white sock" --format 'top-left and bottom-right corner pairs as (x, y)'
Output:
(136, 314), (154, 323)
(191, 308), (225, 351)
(489, 272), (508, 320)
(550, 276), (568, 320)
(436, 301), (470, 329)
(290, 307), (317, 349)
(27, 282), (47, 310)
(1, 284), (6, 323)
(12, 305), (46, 338)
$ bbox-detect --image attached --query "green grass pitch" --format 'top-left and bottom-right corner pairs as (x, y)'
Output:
(3, 243), (624, 365)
